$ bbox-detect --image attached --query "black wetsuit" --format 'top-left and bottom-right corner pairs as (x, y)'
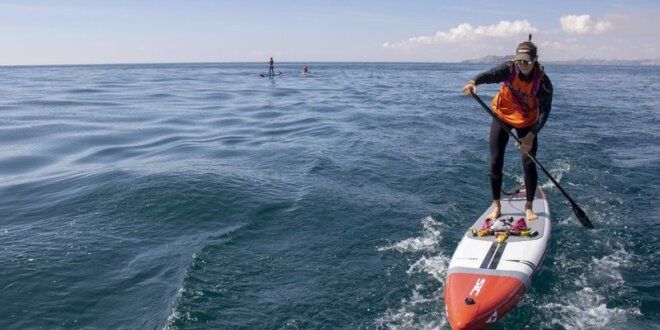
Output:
(472, 62), (553, 201)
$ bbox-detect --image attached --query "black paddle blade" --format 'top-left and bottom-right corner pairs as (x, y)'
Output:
(572, 203), (594, 229)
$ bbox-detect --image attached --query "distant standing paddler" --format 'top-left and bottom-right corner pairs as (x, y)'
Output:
(268, 57), (275, 77)
(462, 34), (554, 221)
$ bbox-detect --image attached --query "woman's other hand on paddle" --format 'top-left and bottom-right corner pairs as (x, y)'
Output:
(519, 132), (536, 153)
(463, 80), (477, 95)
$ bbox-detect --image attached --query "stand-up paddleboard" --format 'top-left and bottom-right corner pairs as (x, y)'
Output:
(259, 72), (283, 78)
(445, 186), (551, 329)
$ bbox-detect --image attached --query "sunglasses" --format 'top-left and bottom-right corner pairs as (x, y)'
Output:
(515, 60), (534, 65)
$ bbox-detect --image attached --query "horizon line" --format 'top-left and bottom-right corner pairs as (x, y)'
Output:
(1, 58), (659, 68)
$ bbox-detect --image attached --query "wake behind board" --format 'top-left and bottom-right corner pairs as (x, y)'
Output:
(445, 186), (551, 329)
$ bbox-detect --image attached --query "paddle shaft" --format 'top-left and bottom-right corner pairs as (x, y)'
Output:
(470, 92), (594, 228)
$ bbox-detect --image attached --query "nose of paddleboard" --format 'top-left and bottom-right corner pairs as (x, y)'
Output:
(445, 272), (526, 329)
(446, 298), (479, 329)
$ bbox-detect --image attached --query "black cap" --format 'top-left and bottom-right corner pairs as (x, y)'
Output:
(514, 34), (537, 61)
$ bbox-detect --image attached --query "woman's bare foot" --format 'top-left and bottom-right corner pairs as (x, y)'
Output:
(488, 200), (501, 219)
(525, 201), (538, 220)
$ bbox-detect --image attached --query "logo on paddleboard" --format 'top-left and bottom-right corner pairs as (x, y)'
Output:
(486, 310), (498, 323)
(469, 278), (486, 296)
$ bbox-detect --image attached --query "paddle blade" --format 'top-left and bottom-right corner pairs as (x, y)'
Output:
(571, 203), (594, 229)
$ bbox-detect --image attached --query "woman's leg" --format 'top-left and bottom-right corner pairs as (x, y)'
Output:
(516, 127), (539, 220)
(489, 119), (509, 218)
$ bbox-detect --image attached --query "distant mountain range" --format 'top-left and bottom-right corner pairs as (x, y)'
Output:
(462, 55), (660, 66)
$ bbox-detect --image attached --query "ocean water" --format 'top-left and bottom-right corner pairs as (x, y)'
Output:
(1, 62), (658, 330)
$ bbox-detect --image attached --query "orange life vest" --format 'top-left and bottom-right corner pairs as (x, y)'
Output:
(491, 62), (543, 128)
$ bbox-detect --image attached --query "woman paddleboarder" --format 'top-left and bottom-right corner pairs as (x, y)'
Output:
(463, 34), (554, 221)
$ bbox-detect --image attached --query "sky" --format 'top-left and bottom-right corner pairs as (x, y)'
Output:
(1, 0), (659, 65)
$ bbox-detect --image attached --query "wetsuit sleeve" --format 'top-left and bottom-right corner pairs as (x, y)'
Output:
(472, 62), (512, 85)
(531, 74), (553, 134)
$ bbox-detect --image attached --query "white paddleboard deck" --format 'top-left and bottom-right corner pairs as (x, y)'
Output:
(444, 186), (551, 329)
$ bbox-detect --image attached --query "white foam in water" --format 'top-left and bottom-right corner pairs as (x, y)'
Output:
(375, 286), (447, 330)
(509, 173), (554, 191)
(165, 252), (203, 329)
(589, 248), (632, 281)
(510, 159), (571, 191)
(406, 255), (449, 284)
(542, 288), (640, 329)
(165, 285), (186, 329)
(548, 159), (571, 184)
(540, 247), (641, 329)
(375, 216), (451, 329)
(377, 216), (445, 253)
(539, 180), (556, 190)
(557, 214), (574, 226)
(375, 301), (447, 329)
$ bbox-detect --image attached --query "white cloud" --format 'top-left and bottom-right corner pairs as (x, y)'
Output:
(383, 20), (537, 49)
(560, 14), (613, 34)
(594, 20), (613, 33)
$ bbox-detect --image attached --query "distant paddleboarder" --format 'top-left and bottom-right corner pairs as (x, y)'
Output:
(462, 34), (554, 221)
(268, 57), (275, 77)
(303, 65), (310, 74)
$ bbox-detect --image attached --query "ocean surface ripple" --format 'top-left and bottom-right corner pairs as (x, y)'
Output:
(1, 63), (658, 329)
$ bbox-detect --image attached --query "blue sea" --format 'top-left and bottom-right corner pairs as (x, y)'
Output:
(1, 62), (658, 329)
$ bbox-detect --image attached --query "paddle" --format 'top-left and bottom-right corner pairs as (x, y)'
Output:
(469, 92), (594, 229)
